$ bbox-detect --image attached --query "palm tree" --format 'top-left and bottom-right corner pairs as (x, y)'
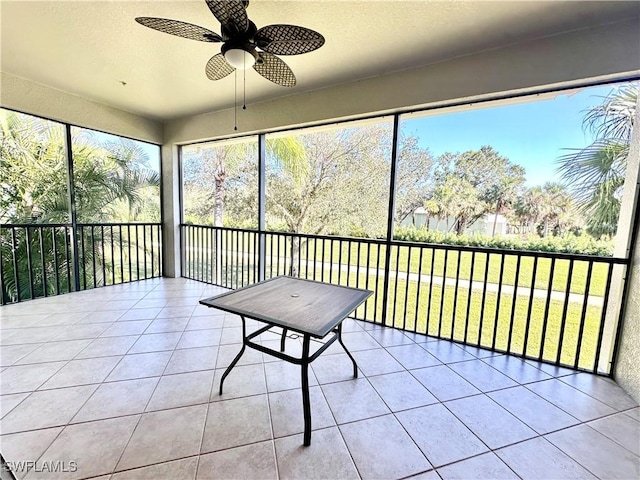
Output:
(557, 83), (638, 237)
(513, 186), (545, 234)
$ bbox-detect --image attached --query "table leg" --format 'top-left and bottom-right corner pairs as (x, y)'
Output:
(301, 333), (312, 446)
(280, 327), (287, 352)
(219, 315), (247, 395)
(337, 322), (358, 378)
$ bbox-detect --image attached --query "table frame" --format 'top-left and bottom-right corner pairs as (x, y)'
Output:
(219, 316), (358, 446)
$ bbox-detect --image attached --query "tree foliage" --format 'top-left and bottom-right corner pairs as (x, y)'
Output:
(0, 111), (160, 224)
(557, 83), (638, 237)
(0, 109), (161, 302)
(510, 182), (576, 237)
(425, 146), (526, 234)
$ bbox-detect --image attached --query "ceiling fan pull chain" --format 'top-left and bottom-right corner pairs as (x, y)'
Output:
(243, 56), (247, 110)
(234, 69), (238, 131)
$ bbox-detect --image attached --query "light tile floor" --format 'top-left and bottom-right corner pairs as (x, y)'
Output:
(1, 278), (638, 480)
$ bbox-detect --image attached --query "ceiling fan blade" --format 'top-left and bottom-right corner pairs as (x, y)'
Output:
(135, 17), (222, 42)
(255, 24), (325, 55)
(206, 53), (235, 80)
(205, 0), (248, 33)
(253, 53), (296, 87)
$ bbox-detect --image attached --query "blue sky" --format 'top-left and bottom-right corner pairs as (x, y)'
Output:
(78, 128), (161, 172)
(400, 84), (624, 186)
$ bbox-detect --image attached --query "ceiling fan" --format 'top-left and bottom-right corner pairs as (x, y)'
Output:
(135, 0), (325, 88)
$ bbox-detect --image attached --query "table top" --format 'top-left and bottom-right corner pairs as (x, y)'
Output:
(200, 276), (373, 338)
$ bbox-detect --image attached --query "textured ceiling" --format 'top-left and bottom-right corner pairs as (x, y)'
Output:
(1, 1), (638, 121)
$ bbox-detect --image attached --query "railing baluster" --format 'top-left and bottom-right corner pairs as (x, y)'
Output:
(252, 231), (257, 283)
(192, 226), (196, 281)
(268, 234), (274, 279)
(347, 240), (352, 287)
(414, 246), (424, 334)
(391, 245), (401, 327)
(135, 224), (140, 281)
(538, 258), (557, 360)
(150, 224), (155, 278)
(375, 243), (382, 324)
(574, 261), (594, 369)
(65, 226), (71, 293)
(0, 228), (5, 305)
(320, 239), (325, 283)
(312, 237), (318, 281)
(356, 241), (361, 291)
(491, 253), (506, 350)
(522, 256), (539, 356)
(298, 235), (303, 279)
(226, 228), (230, 285)
(451, 250), (462, 340)
(402, 246), (412, 331)
(478, 252), (491, 346)
(506, 255), (522, 353)
(594, 263), (614, 373)
(157, 224), (162, 277)
(111, 226), (116, 285)
(202, 226), (205, 282)
(143, 225), (147, 279)
(39, 227), (47, 297)
(91, 226), (97, 288)
(556, 260), (574, 365)
(185, 226), (190, 279)
(463, 251), (476, 344)
(11, 228), (21, 302)
(242, 230), (246, 286)
(25, 227), (35, 299)
(235, 230), (239, 288)
(216, 227), (221, 284)
(118, 224), (124, 283)
(52, 227), (60, 295)
(426, 248), (436, 334)
(332, 239), (337, 284)
(101, 226), (107, 285)
(127, 224), (132, 283)
(275, 233), (280, 277)
(437, 249), (448, 337)
(364, 242), (371, 321)
(303, 236), (309, 280)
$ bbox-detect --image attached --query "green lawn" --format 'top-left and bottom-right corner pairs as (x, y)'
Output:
(209, 232), (616, 295)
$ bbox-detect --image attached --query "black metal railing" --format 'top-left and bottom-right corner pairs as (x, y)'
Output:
(181, 224), (628, 375)
(0, 222), (162, 305)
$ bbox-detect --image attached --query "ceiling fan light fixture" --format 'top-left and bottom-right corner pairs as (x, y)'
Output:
(224, 46), (256, 70)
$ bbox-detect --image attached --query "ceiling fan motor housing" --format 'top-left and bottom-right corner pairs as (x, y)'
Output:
(221, 20), (263, 66)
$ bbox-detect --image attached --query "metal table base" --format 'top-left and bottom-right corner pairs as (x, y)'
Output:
(219, 315), (358, 446)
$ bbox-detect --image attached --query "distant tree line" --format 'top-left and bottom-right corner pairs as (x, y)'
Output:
(183, 83), (638, 244)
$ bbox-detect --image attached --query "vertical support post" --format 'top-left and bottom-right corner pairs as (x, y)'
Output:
(64, 124), (81, 292)
(258, 134), (267, 282)
(608, 91), (640, 378)
(162, 143), (181, 278)
(381, 115), (400, 326)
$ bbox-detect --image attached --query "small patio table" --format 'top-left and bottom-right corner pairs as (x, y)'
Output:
(199, 275), (373, 446)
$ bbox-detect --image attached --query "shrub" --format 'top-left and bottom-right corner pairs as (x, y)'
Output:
(392, 227), (614, 256)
